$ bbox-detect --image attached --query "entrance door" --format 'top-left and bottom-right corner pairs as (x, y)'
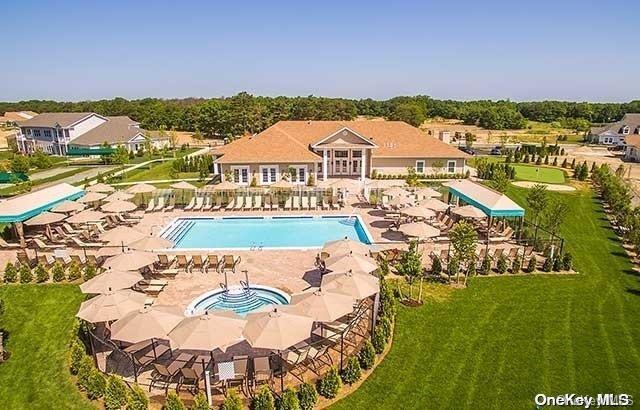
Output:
(352, 158), (361, 175)
(334, 159), (348, 175)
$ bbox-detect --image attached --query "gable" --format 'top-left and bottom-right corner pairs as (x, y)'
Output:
(311, 127), (378, 148)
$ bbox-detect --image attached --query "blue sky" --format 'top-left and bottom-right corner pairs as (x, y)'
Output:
(2, 0), (639, 102)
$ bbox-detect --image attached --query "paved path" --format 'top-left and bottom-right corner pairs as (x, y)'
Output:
(30, 166), (80, 181)
(511, 181), (576, 191)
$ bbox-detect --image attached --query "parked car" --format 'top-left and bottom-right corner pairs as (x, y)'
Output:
(490, 147), (502, 155)
(459, 146), (476, 155)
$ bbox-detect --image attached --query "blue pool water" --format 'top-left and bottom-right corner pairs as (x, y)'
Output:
(187, 286), (290, 316)
(162, 216), (372, 249)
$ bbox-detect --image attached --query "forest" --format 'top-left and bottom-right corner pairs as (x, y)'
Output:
(1, 93), (639, 138)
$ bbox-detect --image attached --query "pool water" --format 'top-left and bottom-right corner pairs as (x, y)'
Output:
(187, 286), (290, 316)
(162, 216), (372, 249)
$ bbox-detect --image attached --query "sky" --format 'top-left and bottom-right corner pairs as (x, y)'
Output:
(1, 0), (639, 102)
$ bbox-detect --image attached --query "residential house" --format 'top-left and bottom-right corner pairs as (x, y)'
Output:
(624, 135), (640, 162)
(0, 111), (38, 127)
(213, 120), (469, 185)
(589, 113), (640, 145)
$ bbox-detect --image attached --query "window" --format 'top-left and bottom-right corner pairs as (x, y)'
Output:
(334, 150), (348, 158)
(232, 166), (250, 185)
(33, 129), (42, 138)
(415, 160), (425, 174)
(290, 166), (307, 184)
(44, 130), (51, 138)
(260, 165), (278, 184)
(352, 150), (362, 158)
(447, 160), (456, 173)
(622, 126), (630, 135)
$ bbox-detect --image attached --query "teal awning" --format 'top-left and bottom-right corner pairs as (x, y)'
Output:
(67, 147), (116, 155)
(0, 172), (29, 183)
(446, 180), (524, 218)
(0, 183), (85, 223)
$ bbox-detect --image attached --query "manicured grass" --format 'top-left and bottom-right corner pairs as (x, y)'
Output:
(119, 160), (200, 183)
(512, 164), (566, 184)
(0, 285), (92, 410)
(333, 187), (640, 408)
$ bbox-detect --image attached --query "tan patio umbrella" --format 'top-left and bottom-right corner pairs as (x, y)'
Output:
(80, 270), (144, 294)
(322, 237), (371, 258)
(126, 183), (157, 194)
(452, 205), (487, 219)
(101, 200), (137, 213)
(170, 181), (198, 190)
(86, 183), (115, 193)
(66, 209), (106, 224)
(399, 222), (440, 240)
(104, 191), (135, 202)
(103, 250), (158, 271)
(99, 226), (146, 244)
(288, 287), (356, 322)
(414, 187), (442, 199)
(383, 187), (410, 197)
(323, 252), (378, 274)
(76, 192), (107, 204)
(366, 180), (406, 189)
(211, 180), (239, 191)
(96, 246), (126, 258)
(320, 270), (380, 299)
(24, 211), (66, 226)
(168, 310), (246, 351)
(128, 235), (173, 251)
(111, 305), (184, 344)
(418, 198), (449, 212)
(400, 206), (436, 219)
(328, 179), (358, 190)
(269, 179), (295, 189)
(76, 289), (147, 323)
(51, 200), (86, 213)
(243, 306), (315, 351)
(388, 195), (413, 208)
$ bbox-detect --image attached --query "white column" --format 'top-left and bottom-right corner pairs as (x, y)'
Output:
(361, 149), (366, 181)
(323, 149), (328, 181)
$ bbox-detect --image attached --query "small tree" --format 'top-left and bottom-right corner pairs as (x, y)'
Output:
(104, 375), (129, 410)
(527, 256), (537, 273)
(83, 264), (97, 281)
(252, 386), (275, 410)
(297, 382), (318, 410)
(34, 264), (49, 283)
(395, 241), (423, 284)
(317, 367), (342, 399)
(276, 388), (300, 410)
(542, 256), (553, 272)
(127, 384), (149, 410)
(552, 157), (558, 166)
(3, 262), (17, 283)
(220, 389), (243, 410)
(479, 255), (491, 275)
(430, 255), (442, 276)
(85, 368), (107, 400)
(496, 254), (507, 274)
(449, 221), (478, 283)
(163, 392), (185, 410)
(552, 255), (563, 271)
(446, 257), (459, 280)
(527, 184), (549, 226)
(561, 158), (568, 168)
(70, 338), (86, 375)
(52, 262), (66, 282)
(511, 255), (522, 274)
(19, 265), (33, 283)
(358, 340), (376, 370)
(562, 252), (573, 271)
(306, 173), (315, 187)
(68, 262), (82, 281)
(341, 356), (362, 385)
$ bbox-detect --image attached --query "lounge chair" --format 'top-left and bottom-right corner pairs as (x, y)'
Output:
(309, 195), (317, 210)
(232, 196), (243, 210)
(17, 250), (37, 268)
(221, 255), (241, 273)
(149, 362), (180, 393)
(292, 196), (300, 210)
(30, 237), (65, 249)
(284, 197), (292, 210)
(212, 197), (222, 211)
(193, 197), (204, 211)
(157, 254), (176, 268)
(252, 356), (272, 387)
(114, 214), (136, 226)
(263, 196), (272, 211)
(176, 254), (193, 271)
(330, 196), (340, 210)
(192, 255), (208, 272)
(177, 366), (201, 394)
(37, 253), (55, 267)
(154, 197), (165, 212)
(164, 198), (175, 212)
(70, 236), (103, 248)
(53, 249), (72, 265)
(322, 197), (330, 210)
(86, 254), (101, 267)
(301, 195), (309, 210)
(225, 197), (236, 210)
(243, 196), (252, 210)
(184, 197), (196, 211)
(135, 279), (168, 296)
(253, 195), (262, 210)
(0, 237), (21, 249)
(271, 197), (280, 211)
(70, 254), (87, 265)
(146, 198), (155, 212)
(202, 197), (212, 211)
(63, 223), (82, 235)
(206, 254), (221, 273)
(54, 226), (75, 240)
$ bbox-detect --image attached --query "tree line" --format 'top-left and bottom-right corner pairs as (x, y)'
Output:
(2, 93), (639, 136)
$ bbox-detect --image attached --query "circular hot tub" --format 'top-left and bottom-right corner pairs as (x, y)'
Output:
(186, 285), (290, 316)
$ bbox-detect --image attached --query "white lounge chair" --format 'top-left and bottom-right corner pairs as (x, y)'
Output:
(225, 197), (236, 210)
(292, 196), (300, 210)
(271, 197), (280, 211)
(243, 196), (252, 210)
(310, 196), (317, 210)
(284, 197), (292, 210)
(301, 196), (309, 210)
(184, 197), (196, 211)
(263, 196), (272, 211)
(146, 198), (155, 212)
(193, 197), (204, 211)
(202, 197), (212, 211)
(253, 195), (262, 210)
(212, 197), (222, 211)
(154, 197), (165, 212)
(234, 196), (244, 210)
(322, 197), (330, 210)
(165, 198), (175, 212)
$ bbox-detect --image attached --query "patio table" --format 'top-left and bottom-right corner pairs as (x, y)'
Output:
(217, 361), (235, 381)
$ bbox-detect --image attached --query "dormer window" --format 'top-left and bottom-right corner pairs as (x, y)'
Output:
(635, 127), (640, 135)
(622, 125), (630, 135)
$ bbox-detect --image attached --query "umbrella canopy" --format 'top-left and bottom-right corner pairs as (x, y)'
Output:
(104, 191), (135, 202)
(128, 235), (173, 251)
(80, 270), (143, 294)
(384, 187), (410, 197)
(388, 195), (413, 208)
(418, 198), (450, 212)
(400, 206), (436, 219)
(452, 205), (487, 219)
(127, 183), (157, 194)
(103, 250), (158, 271)
(170, 181), (198, 190)
(24, 211), (66, 226)
(366, 180), (406, 189)
(168, 310), (246, 351)
(66, 210), (106, 224)
(414, 187), (442, 199)
(328, 179), (358, 190)
(320, 270), (380, 299)
(288, 288), (355, 322)
(111, 305), (184, 344)
(101, 200), (137, 213)
(99, 226), (146, 244)
(51, 200), (86, 213)
(269, 179), (295, 189)
(96, 246), (126, 258)
(76, 289), (147, 323)
(322, 237), (371, 258)
(86, 183), (115, 193)
(211, 180), (239, 191)
(323, 252), (378, 274)
(399, 222), (441, 239)
(243, 306), (315, 351)
(76, 192), (107, 203)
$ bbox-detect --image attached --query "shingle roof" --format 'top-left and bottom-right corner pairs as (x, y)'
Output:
(590, 113), (640, 137)
(71, 116), (146, 146)
(0, 111), (38, 122)
(215, 120), (468, 164)
(19, 112), (95, 128)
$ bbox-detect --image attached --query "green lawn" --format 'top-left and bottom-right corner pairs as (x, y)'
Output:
(333, 187), (640, 408)
(119, 160), (200, 183)
(512, 164), (566, 184)
(0, 285), (92, 410)
(0, 167), (90, 197)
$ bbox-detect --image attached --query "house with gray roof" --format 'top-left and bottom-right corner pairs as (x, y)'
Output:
(16, 112), (169, 155)
(588, 113), (640, 145)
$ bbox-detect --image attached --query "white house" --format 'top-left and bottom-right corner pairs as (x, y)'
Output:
(589, 113), (640, 145)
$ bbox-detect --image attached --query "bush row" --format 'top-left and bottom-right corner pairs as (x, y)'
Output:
(2, 261), (96, 284)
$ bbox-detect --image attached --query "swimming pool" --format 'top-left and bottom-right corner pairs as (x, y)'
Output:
(186, 285), (290, 316)
(160, 215), (372, 250)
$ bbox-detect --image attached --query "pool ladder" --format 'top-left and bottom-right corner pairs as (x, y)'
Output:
(249, 242), (264, 251)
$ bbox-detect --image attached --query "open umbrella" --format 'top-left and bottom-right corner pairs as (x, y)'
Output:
(400, 206), (436, 219)
(414, 187), (442, 199)
(66, 209), (106, 224)
(323, 252), (378, 274)
(127, 183), (157, 194)
(288, 288), (355, 322)
(168, 310), (246, 352)
(320, 270), (380, 299)
(388, 195), (413, 208)
(103, 250), (158, 271)
(86, 183), (115, 193)
(418, 198), (449, 212)
(243, 306), (314, 351)
(452, 205), (487, 219)
(80, 270), (144, 294)
(269, 179), (295, 189)
(76, 192), (107, 204)
(99, 226), (146, 244)
(128, 235), (173, 251)
(211, 181), (239, 191)
(170, 181), (198, 190)
(76, 289), (147, 323)
(51, 200), (86, 213)
(96, 246), (127, 258)
(383, 187), (410, 198)
(322, 237), (371, 258)
(110, 305), (184, 344)
(104, 191), (135, 202)
(24, 211), (66, 226)
(399, 222), (440, 239)
(101, 200), (137, 213)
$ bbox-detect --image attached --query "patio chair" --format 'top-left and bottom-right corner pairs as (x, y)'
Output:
(184, 197), (196, 211)
(70, 254), (87, 265)
(284, 197), (292, 210)
(193, 197), (204, 211)
(176, 254), (193, 271)
(226, 197), (236, 210)
(322, 197), (330, 210)
(54, 226), (76, 239)
(292, 196), (301, 210)
(234, 196), (244, 210)
(17, 250), (36, 268)
(70, 236), (103, 248)
(271, 197), (280, 211)
(263, 196), (272, 211)
(30, 237), (65, 249)
(207, 254), (221, 273)
(253, 195), (262, 210)
(146, 198), (155, 212)
(243, 196), (252, 210)
(227, 355), (248, 391)
(212, 197), (222, 211)
(300, 195), (309, 210)
(53, 249), (72, 265)
(154, 197), (166, 212)
(165, 197), (175, 212)
(202, 196), (212, 211)
(309, 195), (318, 210)
(251, 356), (272, 388)
(149, 363), (180, 392)
(63, 223), (82, 235)
(192, 254), (208, 272)
(114, 214), (136, 226)
(221, 255), (241, 273)
(178, 366), (201, 394)
(135, 279), (168, 296)
(506, 247), (519, 260)
(331, 196), (340, 210)
(157, 254), (176, 268)
(37, 253), (55, 267)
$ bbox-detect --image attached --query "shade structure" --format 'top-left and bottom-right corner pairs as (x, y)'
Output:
(86, 183), (115, 193)
(243, 306), (315, 351)
(103, 250), (158, 271)
(211, 180), (239, 191)
(110, 305), (184, 344)
(399, 222), (440, 239)
(24, 211), (66, 226)
(418, 198), (449, 212)
(51, 200), (86, 213)
(80, 270), (143, 294)
(101, 200), (137, 213)
(326, 179), (358, 190)
(128, 235), (173, 251)
(0, 182), (83, 223)
(414, 187), (442, 199)
(288, 287), (356, 322)
(445, 179), (525, 217)
(383, 187), (410, 197)
(400, 206), (436, 219)
(76, 289), (147, 323)
(168, 310), (246, 352)
(323, 252), (378, 274)
(269, 179), (295, 189)
(388, 195), (413, 208)
(66, 209), (106, 224)
(76, 192), (107, 203)
(322, 237), (371, 258)
(104, 191), (135, 202)
(452, 205), (487, 219)
(127, 183), (157, 194)
(99, 226), (146, 244)
(320, 270), (380, 299)
(366, 180), (406, 189)
(170, 181), (198, 190)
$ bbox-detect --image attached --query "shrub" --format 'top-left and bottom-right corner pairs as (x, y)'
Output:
(562, 252), (573, 271)
(372, 326), (386, 354)
(511, 256), (522, 274)
(190, 392), (209, 410)
(297, 382), (318, 410)
(85, 368), (107, 400)
(19, 265), (33, 283)
(378, 316), (392, 341)
(69, 338), (86, 375)
(276, 388), (300, 410)
(446, 257), (459, 278)
(52, 262), (66, 282)
(34, 264), (49, 283)
(526, 256), (537, 273)
(83, 264), (97, 281)
(3, 262), (17, 283)
(542, 256), (553, 272)
(430, 255), (442, 276)
(104, 375), (129, 410)
(220, 389), (243, 410)
(68, 262), (82, 281)
(378, 277), (396, 320)
(317, 367), (342, 399)
(340, 356), (362, 385)
(127, 384), (149, 410)
(496, 254), (507, 274)
(479, 255), (491, 275)
(163, 392), (185, 410)
(76, 355), (94, 390)
(357, 340), (376, 370)
(553, 255), (563, 271)
(252, 386), (275, 410)
(378, 258), (389, 276)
